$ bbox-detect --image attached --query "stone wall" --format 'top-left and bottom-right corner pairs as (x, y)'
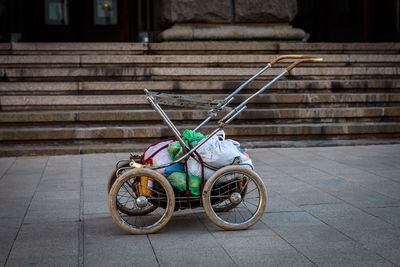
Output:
(159, 0), (305, 41)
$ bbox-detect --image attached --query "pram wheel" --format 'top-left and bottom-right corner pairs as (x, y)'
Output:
(108, 168), (175, 234)
(202, 166), (267, 230)
(107, 163), (157, 216)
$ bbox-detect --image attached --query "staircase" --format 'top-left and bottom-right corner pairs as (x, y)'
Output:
(0, 42), (399, 156)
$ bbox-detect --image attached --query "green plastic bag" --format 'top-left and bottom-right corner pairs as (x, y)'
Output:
(182, 130), (206, 146)
(167, 172), (201, 196)
(167, 141), (183, 161)
(167, 130), (206, 161)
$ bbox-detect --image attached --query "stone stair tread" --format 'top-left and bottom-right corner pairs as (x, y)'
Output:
(2, 80), (400, 95)
(1, 122), (399, 141)
(3, 42), (400, 55)
(2, 93), (399, 106)
(1, 107), (399, 123)
(1, 66), (399, 80)
(1, 54), (400, 67)
(2, 138), (400, 157)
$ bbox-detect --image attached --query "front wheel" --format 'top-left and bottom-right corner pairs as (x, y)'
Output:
(107, 163), (157, 216)
(202, 166), (267, 230)
(108, 168), (175, 234)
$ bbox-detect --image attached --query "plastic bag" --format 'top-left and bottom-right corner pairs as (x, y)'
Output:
(167, 172), (201, 196)
(143, 140), (173, 174)
(164, 163), (185, 175)
(187, 158), (215, 180)
(167, 141), (183, 161)
(167, 130), (208, 161)
(194, 138), (254, 169)
(183, 130), (206, 145)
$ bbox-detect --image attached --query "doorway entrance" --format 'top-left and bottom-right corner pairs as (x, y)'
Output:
(28, 0), (135, 42)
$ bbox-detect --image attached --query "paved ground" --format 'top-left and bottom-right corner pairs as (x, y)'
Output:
(1, 145), (400, 267)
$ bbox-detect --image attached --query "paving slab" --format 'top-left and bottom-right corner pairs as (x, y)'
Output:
(84, 215), (158, 267)
(0, 218), (22, 266)
(1, 145), (400, 266)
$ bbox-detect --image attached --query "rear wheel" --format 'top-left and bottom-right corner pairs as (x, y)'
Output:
(108, 168), (175, 234)
(202, 166), (267, 230)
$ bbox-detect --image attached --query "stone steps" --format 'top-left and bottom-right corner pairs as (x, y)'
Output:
(1, 122), (399, 142)
(2, 80), (399, 95)
(0, 42), (399, 156)
(1, 107), (399, 125)
(2, 93), (399, 111)
(1, 54), (400, 67)
(1, 66), (399, 82)
(2, 42), (400, 55)
(3, 138), (400, 157)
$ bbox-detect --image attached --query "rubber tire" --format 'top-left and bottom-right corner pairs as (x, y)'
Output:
(202, 166), (267, 230)
(107, 163), (157, 216)
(108, 168), (175, 234)
(107, 163), (129, 194)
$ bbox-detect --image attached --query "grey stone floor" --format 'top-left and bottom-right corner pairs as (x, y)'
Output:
(1, 145), (400, 267)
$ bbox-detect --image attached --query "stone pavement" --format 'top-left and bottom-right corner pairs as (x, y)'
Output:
(1, 145), (400, 267)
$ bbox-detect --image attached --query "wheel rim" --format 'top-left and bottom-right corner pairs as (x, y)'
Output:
(114, 175), (171, 231)
(109, 164), (157, 216)
(208, 170), (263, 226)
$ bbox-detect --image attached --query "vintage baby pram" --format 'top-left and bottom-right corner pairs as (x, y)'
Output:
(107, 55), (323, 234)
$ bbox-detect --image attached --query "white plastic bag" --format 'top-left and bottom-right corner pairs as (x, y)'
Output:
(187, 158), (216, 180)
(187, 136), (254, 178)
(198, 139), (253, 167)
(143, 140), (173, 174)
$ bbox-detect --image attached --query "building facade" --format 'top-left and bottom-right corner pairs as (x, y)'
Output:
(0, 0), (399, 42)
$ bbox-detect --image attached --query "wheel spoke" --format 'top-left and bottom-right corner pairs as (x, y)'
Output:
(205, 167), (266, 229)
(110, 170), (174, 234)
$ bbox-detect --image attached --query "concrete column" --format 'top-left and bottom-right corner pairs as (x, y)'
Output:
(159, 0), (306, 41)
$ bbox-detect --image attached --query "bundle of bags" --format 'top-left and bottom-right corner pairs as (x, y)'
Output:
(142, 130), (253, 196)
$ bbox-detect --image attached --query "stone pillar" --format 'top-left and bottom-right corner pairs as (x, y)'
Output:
(159, 0), (306, 41)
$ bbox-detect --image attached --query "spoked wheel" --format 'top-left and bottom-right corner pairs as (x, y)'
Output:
(107, 162), (129, 194)
(202, 166), (267, 230)
(108, 168), (175, 234)
(107, 163), (157, 216)
(211, 177), (248, 212)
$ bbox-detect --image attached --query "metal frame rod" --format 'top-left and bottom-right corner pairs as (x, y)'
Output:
(147, 95), (187, 147)
(219, 70), (287, 124)
(224, 105), (247, 125)
(193, 97), (235, 132)
(192, 64), (271, 132)
(193, 116), (212, 132)
(173, 127), (221, 163)
(224, 64), (271, 102)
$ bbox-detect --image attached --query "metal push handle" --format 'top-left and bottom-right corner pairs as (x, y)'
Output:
(218, 56), (323, 125)
(270, 54), (319, 65)
(285, 57), (323, 72)
(193, 55), (323, 131)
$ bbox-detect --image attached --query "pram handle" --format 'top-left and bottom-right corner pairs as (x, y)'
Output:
(270, 55), (320, 65)
(285, 57), (323, 72)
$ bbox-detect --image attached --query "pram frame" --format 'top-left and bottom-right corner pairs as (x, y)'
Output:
(108, 54), (323, 234)
(144, 55), (323, 169)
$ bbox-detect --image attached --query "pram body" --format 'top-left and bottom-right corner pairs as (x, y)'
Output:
(107, 55), (323, 234)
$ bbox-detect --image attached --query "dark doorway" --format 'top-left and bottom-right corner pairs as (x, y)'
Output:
(293, 0), (400, 42)
(27, 0), (136, 42)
